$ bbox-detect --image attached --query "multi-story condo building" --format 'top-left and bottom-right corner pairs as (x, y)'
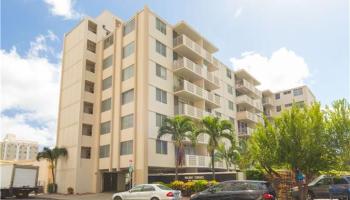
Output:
(262, 85), (316, 118)
(0, 134), (38, 161)
(234, 69), (263, 138)
(56, 7), (238, 194)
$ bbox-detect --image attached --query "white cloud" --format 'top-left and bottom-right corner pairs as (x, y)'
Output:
(43, 0), (82, 20)
(234, 7), (243, 18)
(230, 48), (310, 92)
(0, 31), (60, 147)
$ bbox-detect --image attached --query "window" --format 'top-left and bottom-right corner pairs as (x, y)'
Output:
(226, 68), (232, 79)
(83, 102), (93, 114)
(101, 98), (112, 112)
(86, 60), (95, 73)
(333, 178), (348, 184)
(102, 76), (112, 90)
(143, 185), (156, 191)
(81, 147), (91, 159)
(156, 88), (167, 103)
(295, 101), (305, 108)
(283, 90), (291, 95)
(156, 113), (167, 127)
(275, 93), (280, 99)
(123, 19), (135, 36)
(100, 121), (111, 135)
(123, 42), (135, 58)
(156, 17), (166, 34)
(227, 85), (233, 95)
(229, 117), (235, 125)
(156, 63), (167, 79)
(103, 55), (113, 69)
(228, 100), (234, 110)
(104, 34), (113, 49)
(84, 80), (94, 93)
(285, 103), (292, 107)
(122, 65), (134, 81)
(120, 140), (133, 155)
(156, 140), (167, 154)
(87, 40), (96, 53)
(88, 21), (97, 34)
(156, 40), (166, 56)
(82, 124), (92, 136)
(99, 145), (110, 158)
(122, 89), (134, 105)
(121, 114), (133, 129)
(215, 111), (222, 117)
(276, 105), (281, 112)
(293, 88), (303, 96)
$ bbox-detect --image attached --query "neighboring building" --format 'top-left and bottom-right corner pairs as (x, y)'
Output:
(262, 85), (316, 118)
(0, 134), (38, 161)
(235, 69), (263, 138)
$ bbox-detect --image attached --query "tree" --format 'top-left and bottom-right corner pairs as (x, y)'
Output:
(214, 142), (240, 171)
(248, 117), (281, 178)
(157, 116), (196, 180)
(37, 147), (68, 193)
(276, 103), (336, 200)
(325, 98), (350, 169)
(197, 116), (234, 180)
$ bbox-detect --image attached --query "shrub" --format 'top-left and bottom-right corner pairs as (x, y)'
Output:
(47, 183), (57, 193)
(67, 187), (74, 194)
(193, 180), (208, 192)
(183, 181), (195, 196)
(170, 180), (185, 191)
(208, 180), (218, 186)
(246, 169), (265, 180)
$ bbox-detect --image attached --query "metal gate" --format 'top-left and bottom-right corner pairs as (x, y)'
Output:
(103, 173), (118, 192)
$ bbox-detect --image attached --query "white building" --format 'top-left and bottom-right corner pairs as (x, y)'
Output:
(0, 134), (39, 161)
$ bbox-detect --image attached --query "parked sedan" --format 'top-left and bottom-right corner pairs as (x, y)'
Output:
(190, 180), (277, 200)
(112, 184), (182, 200)
(291, 175), (350, 200)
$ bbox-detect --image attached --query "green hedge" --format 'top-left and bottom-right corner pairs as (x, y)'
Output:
(153, 180), (218, 196)
(245, 169), (265, 180)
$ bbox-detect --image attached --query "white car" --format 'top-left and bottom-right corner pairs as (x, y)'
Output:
(112, 184), (182, 200)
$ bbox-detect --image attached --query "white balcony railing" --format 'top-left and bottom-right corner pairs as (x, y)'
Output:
(262, 97), (273, 105)
(175, 104), (213, 120)
(236, 111), (263, 124)
(236, 79), (262, 97)
(184, 155), (225, 169)
(173, 58), (220, 87)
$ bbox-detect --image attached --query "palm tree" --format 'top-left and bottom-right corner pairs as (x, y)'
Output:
(157, 116), (196, 180)
(37, 147), (68, 193)
(197, 116), (234, 180)
(215, 142), (240, 171)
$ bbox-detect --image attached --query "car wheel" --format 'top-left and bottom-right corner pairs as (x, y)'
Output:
(114, 196), (122, 200)
(150, 198), (159, 200)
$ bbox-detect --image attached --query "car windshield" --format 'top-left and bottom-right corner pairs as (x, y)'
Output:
(157, 184), (172, 190)
(308, 176), (325, 185)
(207, 182), (267, 192)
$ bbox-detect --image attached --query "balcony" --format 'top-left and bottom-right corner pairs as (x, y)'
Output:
(184, 155), (225, 169)
(174, 57), (220, 90)
(262, 97), (274, 107)
(173, 35), (218, 71)
(238, 127), (254, 137)
(174, 80), (220, 108)
(235, 79), (262, 99)
(236, 111), (263, 124)
(236, 95), (263, 112)
(175, 104), (213, 121)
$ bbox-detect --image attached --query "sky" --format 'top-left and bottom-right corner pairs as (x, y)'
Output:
(1, 0), (349, 147)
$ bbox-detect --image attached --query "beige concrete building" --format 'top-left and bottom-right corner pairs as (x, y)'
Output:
(262, 85), (316, 118)
(55, 6), (316, 194)
(235, 70), (263, 138)
(0, 134), (38, 161)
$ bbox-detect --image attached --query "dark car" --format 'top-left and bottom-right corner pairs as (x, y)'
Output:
(291, 175), (350, 200)
(190, 180), (277, 200)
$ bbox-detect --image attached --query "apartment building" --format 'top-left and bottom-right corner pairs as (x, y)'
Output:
(235, 70), (263, 138)
(0, 134), (38, 161)
(56, 7), (239, 194)
(262, 85), (316, 118)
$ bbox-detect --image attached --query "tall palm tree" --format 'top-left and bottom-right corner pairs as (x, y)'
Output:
(157, 116), (196, 180)
(215, 142), (240, 171)
(37, 147), (68, 193)
(197, 116), (234, 180)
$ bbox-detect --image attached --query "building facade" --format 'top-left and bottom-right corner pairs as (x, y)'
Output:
(0, 134), (38, 161)
(262, 85), (316, 118)
(56, 7), (316, 194)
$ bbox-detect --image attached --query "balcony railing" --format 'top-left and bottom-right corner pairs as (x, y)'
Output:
(236, 111), (263, 124)
(262, 97), (273, 105)
(174, 80), (220, 107)
(173, 58), (220, 88)
(184, 155), (225, 169)
(235, 79), (262, 98)
(238, 127), (254, 137)
(175, 104), (213, 120)
(173, 35), (218, 70)
(236, 95), (263, 111)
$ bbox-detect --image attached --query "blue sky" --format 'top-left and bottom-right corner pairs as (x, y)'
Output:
(1, 0), (349, 146)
